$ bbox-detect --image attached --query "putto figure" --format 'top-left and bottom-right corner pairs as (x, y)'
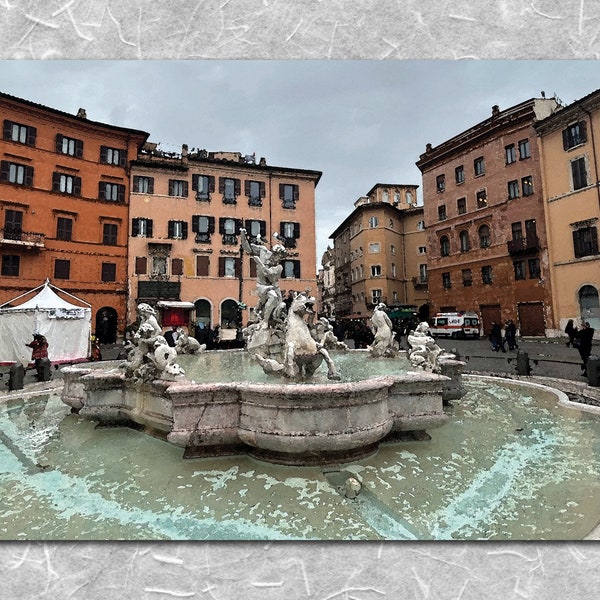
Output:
(407, 321), (454, 373)
(369, 303), (399, 358)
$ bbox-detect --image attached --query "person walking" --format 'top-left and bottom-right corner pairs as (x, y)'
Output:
(565, 319), (577, 347)
(26, 333), (49, 379)
(575, 321), (595, 376)
(505, 320), (518, 351)
(489, 321), (506, 352)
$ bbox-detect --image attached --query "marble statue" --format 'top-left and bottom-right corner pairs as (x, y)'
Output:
(175, 327), (206, 354)
(407, 321), (454, 372)
(369, 302), (399, 358)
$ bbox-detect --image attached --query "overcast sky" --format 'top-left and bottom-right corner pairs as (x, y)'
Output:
(2, 59), (600, 262)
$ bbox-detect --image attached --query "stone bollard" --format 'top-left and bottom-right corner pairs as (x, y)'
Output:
(587, 355), (600, 387)
(8, 363), (25, 390)
(36, 358), (52, 382)
(516, 350), (531, 376)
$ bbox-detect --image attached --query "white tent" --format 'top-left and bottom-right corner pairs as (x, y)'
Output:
(0, 279), (92, 365)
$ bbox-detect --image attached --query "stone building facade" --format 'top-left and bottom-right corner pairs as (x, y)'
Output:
(416, 98), (560, 336)
(535, 88), (600, 335)
(0, 92), (149, 342)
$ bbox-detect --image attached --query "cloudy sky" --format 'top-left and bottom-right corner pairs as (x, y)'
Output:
(2, 59), (599, 262)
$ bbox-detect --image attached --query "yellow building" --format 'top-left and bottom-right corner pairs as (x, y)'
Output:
(535, 89), (600, 335)
(129, 145), (321, 339)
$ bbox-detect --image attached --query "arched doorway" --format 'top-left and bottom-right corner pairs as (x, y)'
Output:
(95, 307), (118, 343)
(579, 285), (600, 330)
(194, 299), (212, 327)
(220, 298), (242, 348)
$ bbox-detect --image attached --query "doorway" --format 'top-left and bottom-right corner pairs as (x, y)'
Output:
(95, 307), (118, 343)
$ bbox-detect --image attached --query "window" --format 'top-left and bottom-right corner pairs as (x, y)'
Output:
(417, 220), (425, 230)
(192, 215), (215, 243)
(219, 217), (240, 244)
(457, 197), (467, 214)
(571, 157), (588, 190)
(508, 180), (519, 199)
(371, 265), (382, 277)
(56, 217), (73, 241)
(442, 272), (451, 289)
(245, 180), (265, 206)
(196, 255), (209, 277)
(525, 219), (537, 240)
(462, 268), (472, 286)
(192, 174), (214, 201)
(505, 144), (516, 164)
(440, 235), (450, 257)
(438, 205), (447, 221)
(406, 191), (414, 204)
(521, 176), (534, 196)
(573, 226), (599, 258)
(513, 260), (526, 280)
(100, 146), (126, 166)
(528, 258), (541, 279)
(3, 120), (36, 146)
(474, 156), (485, 176)
(220, 177), (240, 204)
(219, 257), (239, 278)
(247, 219), (266, 240)
(152, 256), (167, 276)
(280, 183), (299, 209)
(172, 258), (184, 276)
(563, 121), (587, 150)
(99, 182), (125, 202)
(369, 216), (378, 228)
(133, 176), (154, 194)
(1, 255), (20, 276)
(390, 244), (396, 254)
(169, 179), (189, 197)
(280, 222), (300, 248)
(459, 230), (470, 252)
(168, 220), (188, 240)
(103, 223), (118, 246)
(418, 264), (427, 283)
(52, 172), (81, 196)
(56, 134), (83, 157)
(511, 222), (523, 241)
(479, 224), (491, 248)
(101, 262), (116, 282)
(418, 246), (427, 255)
(391, 263), (396, 277)
(371, 289), (382, 304)
(436, 174), (446, 193)
(135, 256), (147, 275)
(368, 242), (380, 254)
(54, 259), (70, 279)
(282, 260), (301, 279)
(4, 209), (23, 240)
(519, 138), (530, 159)
(482, 265), (493, 284)
(1, 161), (34, 186)
(476, 190), (487, 209)
(455, 165), (465, 184)
(132, 217), (153, 238)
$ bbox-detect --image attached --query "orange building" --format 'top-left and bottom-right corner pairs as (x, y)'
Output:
(129, 145), (321, 339)
(416, 99), (560, 335)
(535, 88), (600, 335)
(329, 184), (428, 319)
(0, 92), (149, 342)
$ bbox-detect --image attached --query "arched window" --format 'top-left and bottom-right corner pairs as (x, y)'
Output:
(579, 285), (599, 327)
(478, 224), (491, 248)
(440, 235), (450, 257)
(459, 230), (470, 252)
(369, 216), (378, 228)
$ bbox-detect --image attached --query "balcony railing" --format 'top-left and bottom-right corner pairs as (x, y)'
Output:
(412, 276), (428, 290)
(507, 235), (540, 254)
(0, 228), (45, 248)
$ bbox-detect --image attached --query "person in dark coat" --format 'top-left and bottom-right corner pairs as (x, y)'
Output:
(575, 321), (595, 376)
(504, 320), (518, 351)
(489, 321), (506, 352)
(163, 326), (179, 348)
(565, 319), (577, 347)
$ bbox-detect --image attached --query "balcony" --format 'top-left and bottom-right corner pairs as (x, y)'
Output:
(507, 235), (540, 255)
(412, 276), (428, 290)
(0, 227), (45, 249)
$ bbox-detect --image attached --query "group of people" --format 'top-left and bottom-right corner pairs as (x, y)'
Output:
(489, 320), (518, 352)
(565, 319), (596, 376)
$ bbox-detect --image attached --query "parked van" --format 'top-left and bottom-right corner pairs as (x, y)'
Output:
(429, 312), (480, 339)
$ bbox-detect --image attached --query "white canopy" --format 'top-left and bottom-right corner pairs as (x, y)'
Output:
(0, 280), (92, 365)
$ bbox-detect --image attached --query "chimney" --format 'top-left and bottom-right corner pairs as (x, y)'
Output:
(181, 144), (188, 164)
(76, 108), (87, 119)
(492, 105), (500, 118)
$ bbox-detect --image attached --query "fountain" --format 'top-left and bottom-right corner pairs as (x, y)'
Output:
(60, 231), (466, 465)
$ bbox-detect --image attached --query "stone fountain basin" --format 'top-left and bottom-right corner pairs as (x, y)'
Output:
(61, 355), (457, 465)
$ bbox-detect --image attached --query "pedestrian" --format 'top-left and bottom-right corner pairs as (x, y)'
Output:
(163, 325), (179, 348)
(575, 321), (595, 376)
(564, 319), (577, 347)
(26, 333), (49, 378)
(489, 321), (506, 352)
(505, 320), (518, 351)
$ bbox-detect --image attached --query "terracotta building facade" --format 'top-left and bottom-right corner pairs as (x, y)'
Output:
(535, 89), (600, 335)
(416, 99), (560, 336)
(329, 184), (428, 319)
(129, 145), (321, 337)
(0, 92), (149, 342)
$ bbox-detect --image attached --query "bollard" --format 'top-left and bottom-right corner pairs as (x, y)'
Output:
(516, 349), (531, 376)
(587, 355), (600, 387)
(36, 358), (52, 382)
(8, 363), (25, 390)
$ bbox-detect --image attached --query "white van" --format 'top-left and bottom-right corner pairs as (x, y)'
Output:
(429, 312), (480, 339)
